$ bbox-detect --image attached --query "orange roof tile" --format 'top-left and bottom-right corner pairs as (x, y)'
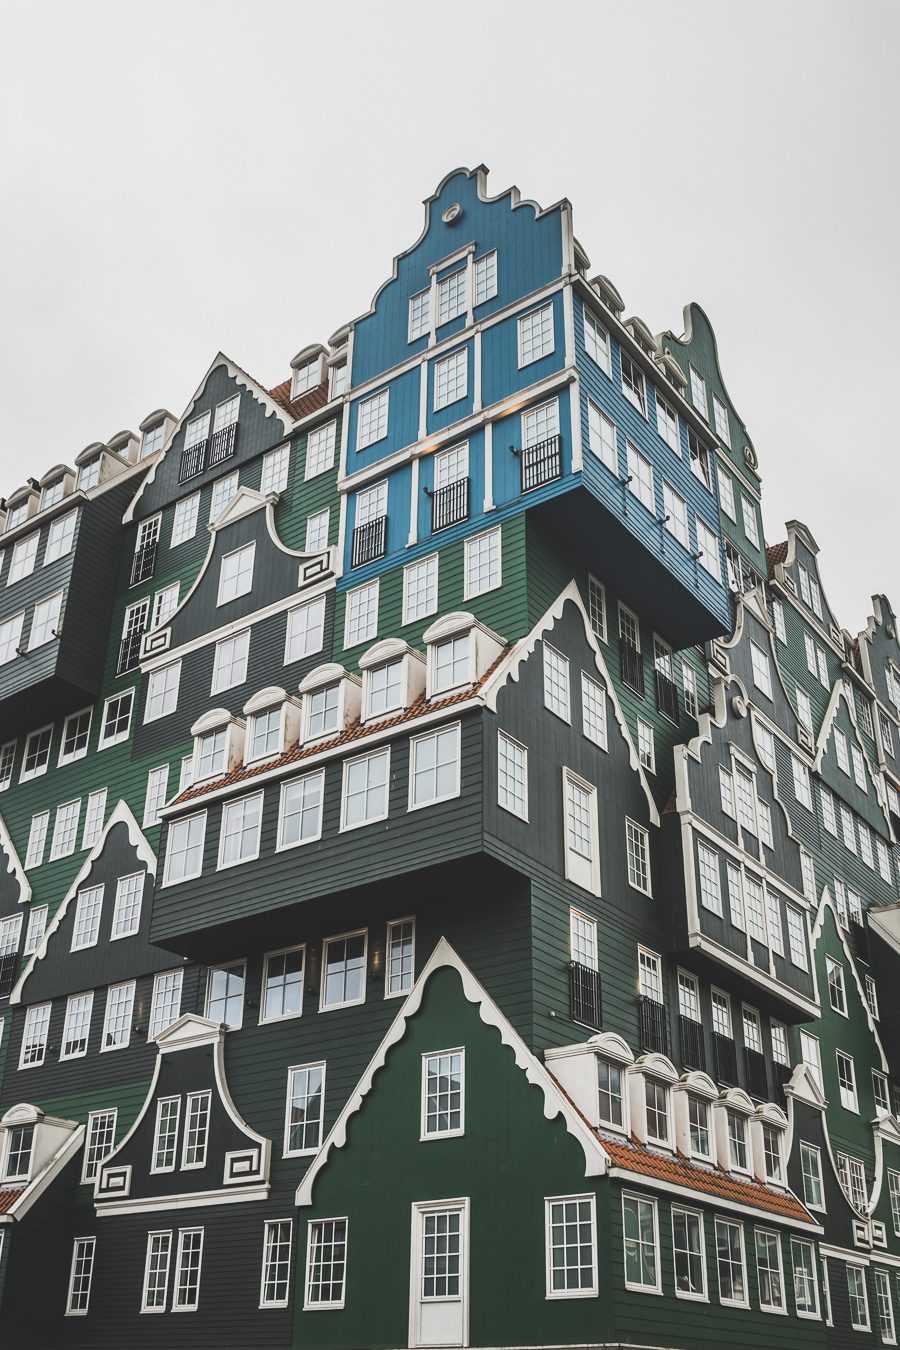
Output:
(269, 379), (330, 422)
(0, 1188), (22, 1214)
(173, 651), (509, 806)
(766, 541), (788, 575)
(601, 1135), (815, 1225)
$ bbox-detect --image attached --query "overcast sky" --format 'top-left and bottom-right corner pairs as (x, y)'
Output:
(1, 0), (896, 635)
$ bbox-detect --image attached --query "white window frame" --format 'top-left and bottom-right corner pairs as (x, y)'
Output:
(544, 1194), (598, 1298)
(622, 1192), (661, 1294)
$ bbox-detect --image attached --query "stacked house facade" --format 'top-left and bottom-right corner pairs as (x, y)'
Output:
(0, 165), (899, 1348)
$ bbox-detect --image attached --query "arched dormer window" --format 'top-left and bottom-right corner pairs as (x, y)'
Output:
(627, 1053), (679, 1151)
(750, 1102), (789, 1187)
(713, 1086), (755, 1175)
(359, 639), (426, 723)
(545, 1031), (634, 1134)
(298, 663), (361, 744)
(673, 1070), (719, 1165)
(190, 709), (245, 784)
(422, 612), (505, 699)
(243, 687), (301, 764)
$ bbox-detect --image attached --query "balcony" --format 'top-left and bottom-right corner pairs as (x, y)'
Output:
(656, 670), (679, 723)
(713, 1032), (738, 1086)
(520, 434), (562, 493)
(117, 628), (145, 676)
(130, 540), (158, 587)
(620, 641), (645, 696)
(744, 1047), (769, 1100)
(639, 995), (668, 1055)
(431, 478), (469, 534)
(352, 516), (387, 568)
(679, 1015), (705, 1072)
(0, 952), (17, 999)
(209, 422), (237, 467)
(179, 440), (208, 482)
(569, 961), (602, 1031)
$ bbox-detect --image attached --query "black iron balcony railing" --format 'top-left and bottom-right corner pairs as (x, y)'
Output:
(209, 422), (237, 467)
(130, 540), (157, 587)
(569, 961), (602, 1031)
(520, 434), (562, 493)
(850, 919), (869, 965)
(351, 516), (387, 568)
(713, 1032), (738, 1087)
(431, 478), (470, 533)
(745, 1047), (769, 1100)
(117, 629), (145, 675)
(638, 995), (668, 1055)
(679, 1015), (705, 1072)
(655, 671), (679, 723)
(620, 640), (645, 696)
(179, 440), (208, 482)
(0, 952), (17, 999)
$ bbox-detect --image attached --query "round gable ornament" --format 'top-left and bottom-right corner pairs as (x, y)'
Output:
(442, 203), (463, 224)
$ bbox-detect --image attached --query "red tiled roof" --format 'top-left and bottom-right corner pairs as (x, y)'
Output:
(601, 1135), (816, 1224)
(268, 379), (330, 422)
(0, 1188), (22, 1214)
(174, 652), (509, 806)
(765, 541), (788, 575)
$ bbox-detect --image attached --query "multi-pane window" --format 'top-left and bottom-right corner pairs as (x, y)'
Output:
(434, 348), (467, 409)
(0, 612), (24, 666)
(623, 1193), (659, 1291)
(865, 974), (880, 1020)
(741, 493), (760, 548)
(217, 542), (255, 605)
(742, 1005), (763, 1053)
(719, 766), (736, 818)
(357, 389), (389, 448)
(9, 533), (39, 583)
(827, 956), (847, 1014)
(247, 707), (282, 762)
(211, 632), (249, 693)
(473, 250), (497, 305)
(152, 1099), (181, 1170)
(688, 429), (711, 489)
(757, 798), (773, 847)
(61, 992), (93, 1059)
(342, 749), (390, 829)
(796, 685), (812, 729)
(523, 396), (559, 450)
(141, 1231), (173, 1310)
(365, 660), (403, 719)
(292, 358), (320, 397)
(285, 594), (326, 662)
(644, 1078), (669, 1145)
(432, 633), (470, 693)
(145, 660), (181, 720)
(546, 1195), (597, 1296)
(587, 401), (617, 471)
(771, 1021), (790, 1067)
(785, 907), (808, 970)
(72, 884), (104, 950)
(3, 1123), (35, 1178)
(637, 718), (654, 772)
(261, 444), (290, 494)
(581, 674), (607, 748)
(689, 366), (707, 418)
(422, 1050), (464, 1137)
(875, 1269), (896, 1343)
(21, 727), (52, 781)
(799, 1142), (824, 1209)
(754, 1229), (785, 1311)
(711, 988), (732, 1038)
(663, 483), (689, 547)
(111, 872), (144, 939)
(696, 518), (721, 580)
(410, 725), (461, 808)
(409, 287), (431, 340)
(656, 395), (680, 452)
(890, 1171), (900, 1236)
(687, 1096), (711, 1159)
(305, 1219), (348, 1308)
(762, 1124), (783, 1183)
(726, 863), (746, 929)
(45, 509), (77, 561)
(626, 443), (655, 512)
(260, 1221), (293, 1309)
(715, 1219), (747, 1305)
(518, 304), (554, 365)
(171, 492), (200, 547)
(387, 918), (415, 996)
(840, 804), (857, 852)
(50, 799), (80, 860)
(621, 353), (646, 415)
(464, 527), (501, 598)
(718, 469), (736, 520)
(792, 756), (813, 809)
(800, 1030), (823, 1091)
(672, 1208), (706, 1299)
(851, 745), (868, 792)
(23, 905), (47, 955)
(678, 971), (700, 1021)
(181, 1091), (211, 1168)
(285, 1063), (325, 1154)
(626, 819), (651, 894)
(206, 962), (245, 1029)
(847, 1264), (871, 1331)
(218, 791), (264, 868)
(344, 580), (379, 648)
(82, 1110), (117, 1184)
(305, 508), (330, 552)
(163, 813), (206, 884)
(29, 591), (63, 649)
(148, 969), (183, 1038)
(66, 1237), (96, 1315)
(321, 932), (367, 1009)
(727, 1110), (748, 1171)
(837, 1153), (868, 1212)
(734, 766), (758, 834)
(543, 644), (570, 720)
(750, 641), (772, 697)
(278, 771), (325, 849)
(261, 947), (305, 1023)
(583, 308), (611, 373)
(102, 981), (135, 1051)
(58, 709), (91, 766)
(874, 1071), (891, 1115)
(766, 891), (784, 955)
(306, 419), (337, 478)
(100, 690), (133, 747)
(497, 733), (528, 819)
(836, 1051), (858, 1112)
(598, 1058), (624, 1128)
(587, 575), (607, 642)
(0, 739), (14, 789)
(208, 470), (238, 521)
(820, 785), (837, 834)
(403, 554), (438, 624)
(173, 1229), (204, 1311)
(564, 772), (598, 892)
(437, 267), (466, 325)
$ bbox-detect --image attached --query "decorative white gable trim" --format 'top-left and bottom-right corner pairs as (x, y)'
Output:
(296, 937), (605, 1206)
(9, 801), (156, 1004)
(0, 811), (31, 907)
(481, 580), (660, 825)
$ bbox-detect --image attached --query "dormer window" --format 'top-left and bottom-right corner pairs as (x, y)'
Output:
(367, 661), (403, 718)
(329, 361), (347, 400)
(645, 1078), (670, 1145)
(299, 663), (362, 744)
(359, 640), (426, 722)
(433, 634), (470, 695)
(196, 728), (227, 780)
(423, 612), (505, 700)
(727, 1111), (749, 1170)
(76, 457), (100, 492)
(5, 501), (29, 533)
(291, 352), (324, 399)
(3, 1123), (34, 1181)
(308, 683), (340, 738)
(243, 687), (300, 764)
(687, 1097), (711, 1159)
(762, 1124), (783, 1183)
(41, 478), (65, 509)
(141, 423), (165, 459)
(190, 709), (245, 784)
(248, 708), (281, 760)
(598, 1058), (625, 1130)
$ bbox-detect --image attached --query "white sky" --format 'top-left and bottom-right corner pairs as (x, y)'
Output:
(1, 0), (896, 635)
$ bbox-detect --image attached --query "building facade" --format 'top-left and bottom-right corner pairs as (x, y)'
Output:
(0, 165), (899, 1348)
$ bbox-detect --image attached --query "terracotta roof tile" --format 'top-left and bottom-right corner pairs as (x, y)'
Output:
(173, 651), (509, 806)
(0, 1187), (23, 1214)
(601, 1135), (815, 1225)
(268, 379), (330, 422)
(765, 541), (788, 576)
